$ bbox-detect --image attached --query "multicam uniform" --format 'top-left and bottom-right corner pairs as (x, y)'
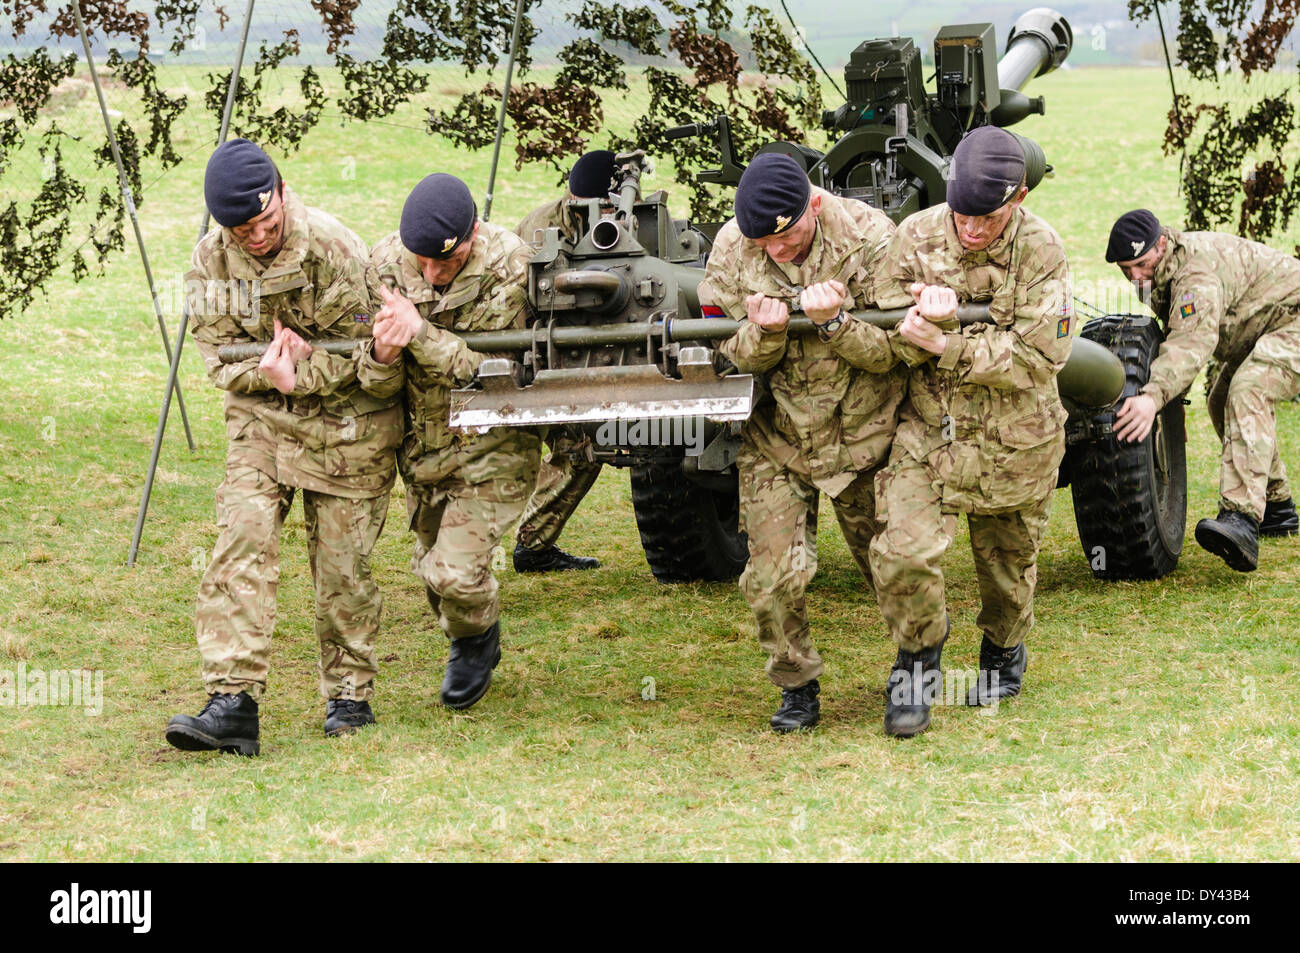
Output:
(512, 198), (603, 551)
(358, 222), (541, 640)
(869, 203), (1071, 653)
(702, 188), (904, 688)
(1144, 227), (1300, 520)
(188, 186), (402, 701)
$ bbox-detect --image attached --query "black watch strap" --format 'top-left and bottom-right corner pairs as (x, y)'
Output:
(816, 310), (845, 339)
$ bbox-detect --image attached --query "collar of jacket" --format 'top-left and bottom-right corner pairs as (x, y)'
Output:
(553, 195), (580, 230)
(1152, 226), (1184, 287)
(758, 186), (865, 287)
(944, 203), (1023, 266)
(218, 185), (310, 282)
(397, 228), (489, 307)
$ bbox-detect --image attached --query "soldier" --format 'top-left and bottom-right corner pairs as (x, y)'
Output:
(358, 173), (540, 710)
(869, 126), (1072, 738)
(1107, 209), (1300, 572)
(701, 152), (904, 732)
(166, 139), (402, 756)
(511, 150), (618, 573)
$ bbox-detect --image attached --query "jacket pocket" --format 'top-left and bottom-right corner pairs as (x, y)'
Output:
(997, 410), (1062, 450)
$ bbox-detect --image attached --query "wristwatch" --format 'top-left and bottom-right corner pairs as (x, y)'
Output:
(815, 310), (845, 340)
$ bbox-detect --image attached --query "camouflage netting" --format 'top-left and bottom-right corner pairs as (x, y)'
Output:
(1129, 0), (1300, 243)
(0, 0), (825, 322)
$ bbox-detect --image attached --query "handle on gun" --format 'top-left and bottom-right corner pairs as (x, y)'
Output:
(664, 121), (713, 141)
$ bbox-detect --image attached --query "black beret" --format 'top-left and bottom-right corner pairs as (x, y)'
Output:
(1105, 209), (1163, 262)
(946, 126), (1026, 216)
(568, 150), (617, 199)
(400, 173), (477, 259)
(204, 138), (280, 228)
(735, 152), (811, 239)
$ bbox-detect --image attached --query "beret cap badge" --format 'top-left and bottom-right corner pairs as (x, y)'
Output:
(1105, 209), (1162, 262)
(946, 126), (1026, 216)
(734, 152), (811, 240)
(202, 138), (280, 228)
(399, 172), (478, 260)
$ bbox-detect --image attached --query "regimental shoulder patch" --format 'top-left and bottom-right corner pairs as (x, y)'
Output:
(700, 304), (725, 319)
(258, 190), (272, 211)
(1057, 315), (1070, 338)
(1180, 301), (1196, 318)
(773, 215), (790, 233)
(442, 237), (457, 254)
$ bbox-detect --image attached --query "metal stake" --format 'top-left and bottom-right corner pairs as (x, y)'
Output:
(72, 0), (196, 450)
(483, 0), (527, 221)
(128, 0), (257, 567)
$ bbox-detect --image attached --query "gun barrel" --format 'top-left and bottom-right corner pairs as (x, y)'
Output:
(997, 8), (1073, 91)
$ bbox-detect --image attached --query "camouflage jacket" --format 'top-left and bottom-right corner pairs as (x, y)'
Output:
(1142, 227), (1300, 408)
(701, 188), (904, 497)
(515, 196), (582, 245)
(876, 204), (1072, 514)
(357, 221), (541, 489)
(187, 186), (401, 499)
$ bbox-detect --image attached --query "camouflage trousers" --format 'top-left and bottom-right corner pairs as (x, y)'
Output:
(515, 426), (602, 550)
(1207, 319), (1300, 518)
(196, 465), (390, 701)
(869, 450), (1052, 653)
(408, 474), (533, 640)
(739, 451), (881, 689)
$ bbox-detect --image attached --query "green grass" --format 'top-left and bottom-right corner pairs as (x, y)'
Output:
(1, 66), (1299, 861)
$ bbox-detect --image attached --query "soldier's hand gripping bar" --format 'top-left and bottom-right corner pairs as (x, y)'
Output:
(215, 304), (990, 363)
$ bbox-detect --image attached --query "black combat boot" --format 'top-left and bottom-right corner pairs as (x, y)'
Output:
(883, 636), (946, 739)
(1194, 508), (1259, 572)
(966, 637), (1027, 706)
(324, 698), (375, 737)
(1261, 498), (1299, 538)
(165, 691), (260, 756)
(770, 679), (820, 733)
(513, 542), (600, 572)
(441, 622), (502, 710)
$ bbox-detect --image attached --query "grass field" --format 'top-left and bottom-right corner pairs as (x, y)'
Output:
(1, 64), (1299, 862)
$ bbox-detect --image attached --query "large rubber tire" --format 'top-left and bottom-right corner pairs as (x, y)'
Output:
(629, 457), (749, 583)
(1066, 314), (1187, 580)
